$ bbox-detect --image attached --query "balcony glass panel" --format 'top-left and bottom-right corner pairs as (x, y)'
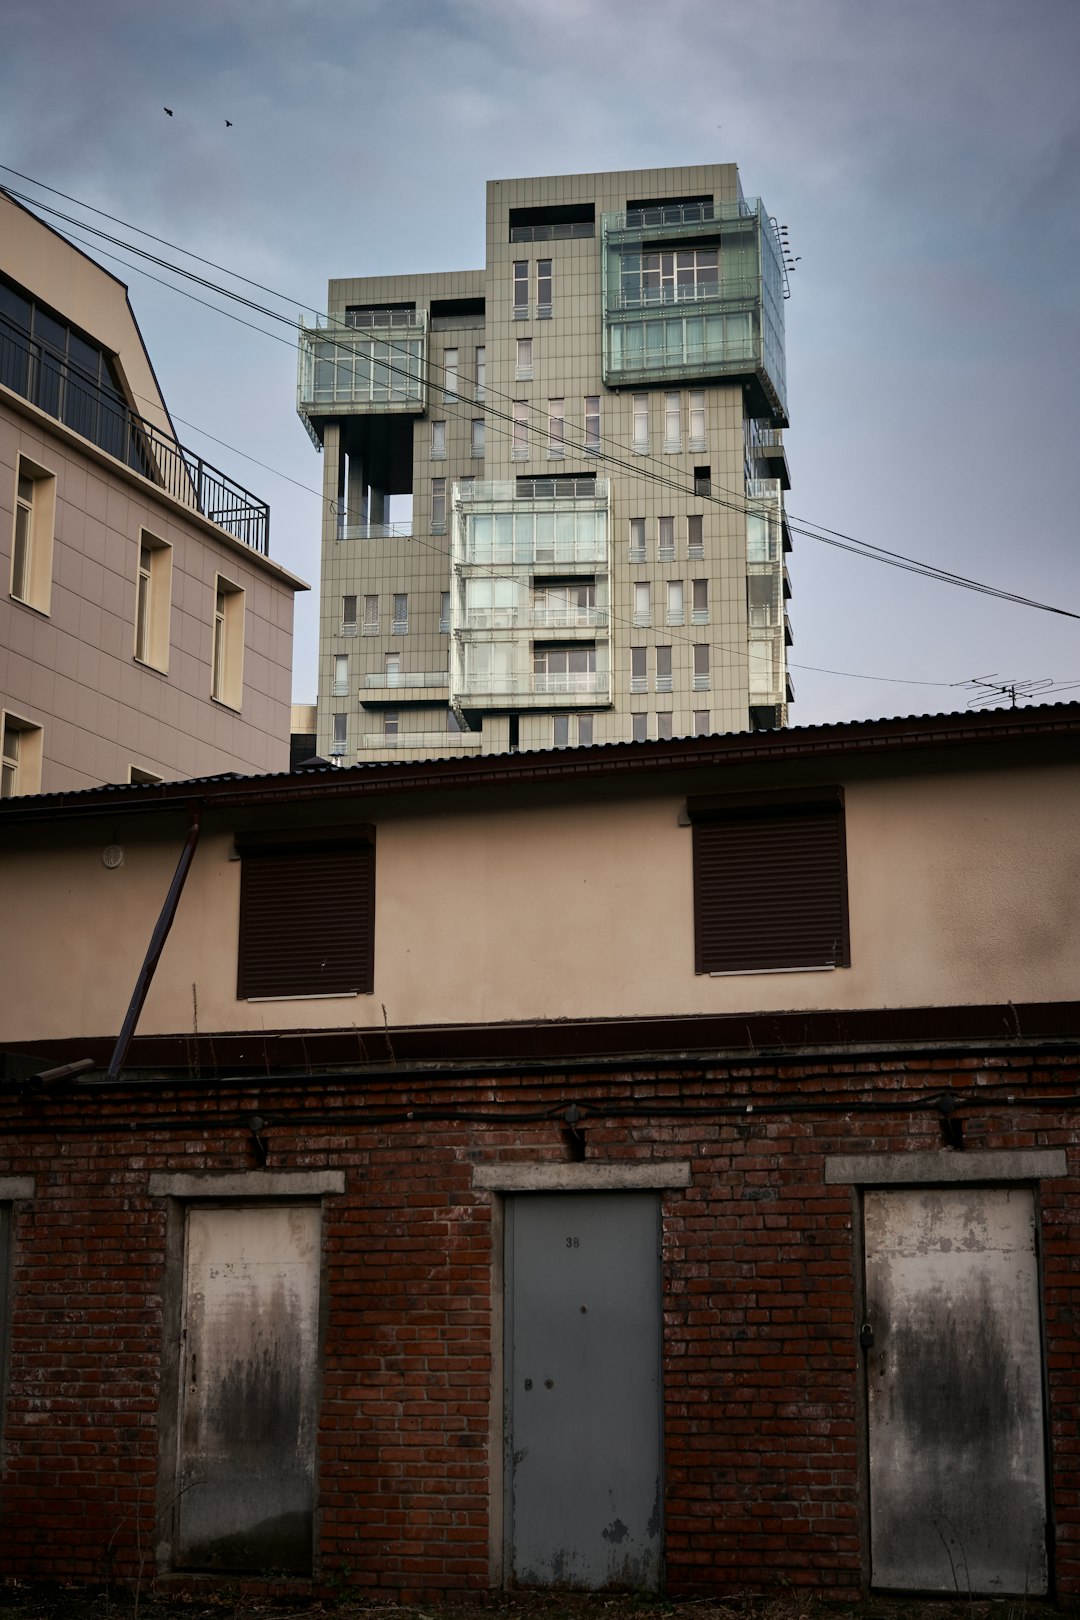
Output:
(297, 317), (426, 414)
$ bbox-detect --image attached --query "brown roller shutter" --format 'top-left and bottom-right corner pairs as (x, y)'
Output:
(691, 793), (849, 974)
(237, 836), (375, 998)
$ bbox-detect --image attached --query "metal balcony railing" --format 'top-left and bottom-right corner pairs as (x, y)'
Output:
(338, 521), (414, 542)
(1, 316), (270, 554)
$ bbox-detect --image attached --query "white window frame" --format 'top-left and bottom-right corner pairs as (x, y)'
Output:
(628, 517), (646, 562)
(430, 420), (447, 460)
(431, 477), (447, 533)
(1, 712), (43, 799)
(633, 582), (651, 627)
(471, 418), (485, 458)
(667, 580), (684, 626)
(342, 595), (358, 635)
(655, 645), (673, 694)
(392, 592), (409, 635)
(632, 394), (649, 453)
(536, 258), (552, 319)
(664, 392), (681, 453)
(362, 594), (379, 635)
(513, 261), (529, 319)
(512, 402), (529, 461)
(547, 398), (565, 459)
(9, 455), (55, 615)
(134, 530), (172, 673)
(632, 713), (648, 743)
(692, 578), (709, 623)
(474, 346), (486, 401)
(687, 514), (704, 559)
(630, 646), (647, 694)
(443, 348), (459, 401)
(516, 338), (533, 380)
(688, 390), (707, 452)
(584, 396), (600, 455)
(332, 653), (349, 697)
(693, 643), (710, 691)
(658, 515), (675, 561)
(330, 712), (347, 756)
(211, 575), (244, 710)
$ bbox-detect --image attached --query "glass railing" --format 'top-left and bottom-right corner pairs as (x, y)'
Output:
(362, 671), (448, 688)
(297, 316), (426, 411)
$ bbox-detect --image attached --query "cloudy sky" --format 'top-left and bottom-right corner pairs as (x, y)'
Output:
(3, 0), (1078, 723)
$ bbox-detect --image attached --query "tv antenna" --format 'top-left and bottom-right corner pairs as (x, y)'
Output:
(959, 673), (1054, 709)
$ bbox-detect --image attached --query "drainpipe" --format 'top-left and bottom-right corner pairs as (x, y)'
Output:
(106, 806), (201, 1082)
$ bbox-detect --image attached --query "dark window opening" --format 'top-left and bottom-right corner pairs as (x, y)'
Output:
(430, 297), (486, 329)
(509, 203), (595, 242)
(694, 466), (712, 496)
(688, 788), (849, 975)
(236, 828), (375, 998)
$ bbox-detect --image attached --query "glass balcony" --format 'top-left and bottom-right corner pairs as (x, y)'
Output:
(601, 198), (787, 425)
(296, 313), (427, 438)
(337, 520), (414, 542)
(452, 480), (611, 570)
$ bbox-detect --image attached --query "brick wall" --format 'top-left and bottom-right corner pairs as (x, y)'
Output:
(0, 1049), (1076, 1597)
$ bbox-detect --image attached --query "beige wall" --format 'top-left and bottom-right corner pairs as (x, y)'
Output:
(1, 760), (1076, 1044)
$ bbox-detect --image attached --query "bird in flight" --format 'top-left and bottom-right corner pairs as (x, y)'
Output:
(225, 119), (233, 127)
(164, 107), (173, 116)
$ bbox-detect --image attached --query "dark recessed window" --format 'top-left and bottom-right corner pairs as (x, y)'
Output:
(688, 788), (849, 974)
(236, 828), (375, 999)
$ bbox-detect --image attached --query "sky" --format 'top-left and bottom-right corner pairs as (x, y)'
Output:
(2, 0), (1078, 724)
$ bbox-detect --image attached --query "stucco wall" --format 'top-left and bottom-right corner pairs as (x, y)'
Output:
(1, 759), (1076, 1044)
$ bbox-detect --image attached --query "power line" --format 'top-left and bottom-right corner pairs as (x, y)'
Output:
(10, 170), (1078, 659)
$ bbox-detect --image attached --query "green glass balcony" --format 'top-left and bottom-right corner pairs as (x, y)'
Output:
(296, 312), (427, 443)
(601, 198), (787, 425)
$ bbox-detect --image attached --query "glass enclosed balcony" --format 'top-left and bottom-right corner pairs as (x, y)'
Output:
(296, 312), (427, 439)
(601, 198), (787, 425)
(452, 480), (611, 570)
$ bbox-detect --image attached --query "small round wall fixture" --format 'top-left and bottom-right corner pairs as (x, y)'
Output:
(102, 844), (124, 869)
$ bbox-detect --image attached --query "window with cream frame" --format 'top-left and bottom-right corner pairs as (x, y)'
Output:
(134, 530), (172, 672)
(211, 575), (245, 709)
(1, 712), (43, 798)
(9, 455), (56, 615)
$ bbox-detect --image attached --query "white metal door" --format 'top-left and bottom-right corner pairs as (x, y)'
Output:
(175, 1204), (321, 1572)
(864, 1186), (1048, 1594)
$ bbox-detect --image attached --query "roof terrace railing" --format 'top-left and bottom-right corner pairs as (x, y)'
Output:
(1, 315), (269, 554)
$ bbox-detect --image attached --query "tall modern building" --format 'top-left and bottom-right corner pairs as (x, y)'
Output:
(297, 163), (791, 763)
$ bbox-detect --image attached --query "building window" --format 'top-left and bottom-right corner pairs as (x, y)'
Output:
(384, 710), (399, 738)
(689, 789), (850, 975)
(1, 713), (42, 798)
(392, 593), (408, 634)
(431, 478), (447, 533)
(9, 456), (55, 615)
(632, 394), (649, 453)
(630, 646), (647, 694)
(547, 398), (564, 458)
(688, 390), (706, 451)
(584, 396), (600, 455)
(471, 418), (485, 458)
(656, 645), (672, 693)
(553, 714), (570, 748)
(332, 653), (349, 697)
(632, 714), (648, 743)
(134, 531), (172, 672)
(533, 644), (596, 692)
(362, 594), (379, 635)
(516, 337), (533, 379)
(443, 348), (459, 401)
(629, 517), (646, 561)
(633, 582), (651, 627)
(577, 713), (593, 745)
(694, 465), (712, 496)
(474, 346), (486, 401)
(331, 712), (347, 755)
(513, 261), (529, 319)
(536, 259), (552, 318)
(692, 578), (709, 623)
(656, 712), (673, 741)
(512, 402), (529, 460)
(629, 246), (719, 305)
(658, 516), (674, 561)
(384, 653), (401, 686)
(667, 581), (684, 626)
(342, 595), (358, 635)
(693, 709), (710, 736)
(439, 590), (451, 633)
(211, 576), (244, 709)
(235, 828), (375, 998)
(687, 514), (704, 558)
(664, 392), (681, 452)
(431, 420), (447, 460)
(129, 765), (163, 784)
(693, 643), (710, 691)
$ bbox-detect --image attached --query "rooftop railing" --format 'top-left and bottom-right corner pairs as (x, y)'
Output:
(1, 315), (269, 554)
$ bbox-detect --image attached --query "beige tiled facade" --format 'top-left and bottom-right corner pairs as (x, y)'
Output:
(1, 192), (307, 794)
(298, 164), (791, 764)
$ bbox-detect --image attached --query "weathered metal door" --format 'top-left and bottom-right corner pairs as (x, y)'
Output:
(864, 1187), (1048, 1594)
(176, 1204), (321, 1572)
(505, 1192), (663, 1589)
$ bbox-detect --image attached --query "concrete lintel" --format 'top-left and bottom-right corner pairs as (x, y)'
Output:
(472, 1162), (691, 1192)
(825, 1149), (1067, 1186)
(0, 1177), (35, 1200)
(148, 1170), (346, 1198)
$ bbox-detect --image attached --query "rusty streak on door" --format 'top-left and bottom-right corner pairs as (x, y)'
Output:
(505, 1192), (663, 1589)
(864, 1186), (1048, 1595)
(176, 1204), (321, 1573)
